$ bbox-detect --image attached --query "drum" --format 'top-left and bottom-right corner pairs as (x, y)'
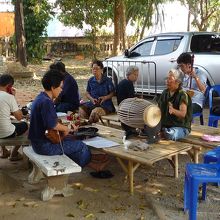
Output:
(118, 98), (161, 128)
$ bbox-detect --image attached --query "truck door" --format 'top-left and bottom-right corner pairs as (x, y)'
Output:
(125, 38), (155, 95)
(152, 36), (183, 93)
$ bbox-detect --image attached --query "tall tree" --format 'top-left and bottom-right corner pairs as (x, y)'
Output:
(125, 0), (165, 41)
(55, 0), (166, 56)
(113, 0), (122, 55)
(180, 0), (220, 31)
(15, 0), (27, 67)
(23, 0), (52, 62)
(56, 0), (113, 58)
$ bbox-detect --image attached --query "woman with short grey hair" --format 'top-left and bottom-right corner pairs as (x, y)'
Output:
(126, 66), (139, 77)
(157, 68), (192, 141)
(117, 66), (139, 138)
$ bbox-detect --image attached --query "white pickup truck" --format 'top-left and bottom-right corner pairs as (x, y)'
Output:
(103, 32), (220, 95)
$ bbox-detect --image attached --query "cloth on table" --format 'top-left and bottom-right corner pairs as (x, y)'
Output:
(201, 134), (220, 142)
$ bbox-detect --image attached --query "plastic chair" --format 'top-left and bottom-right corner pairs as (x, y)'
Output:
(203, 146), (220, 186)
(184, 163), (220, 220)
(192, 86), (210, 125)
(203, 146), (220, 164)
(208, 85), (220, 127)
(192, 112), (204, 125)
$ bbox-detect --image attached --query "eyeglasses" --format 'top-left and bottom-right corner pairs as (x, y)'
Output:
(92, 67), (101, 70)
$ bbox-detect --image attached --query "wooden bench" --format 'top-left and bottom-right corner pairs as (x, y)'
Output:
(91, 124), (196, 194)
(23, 146), (81, 201)
(0, 135), (30, 147)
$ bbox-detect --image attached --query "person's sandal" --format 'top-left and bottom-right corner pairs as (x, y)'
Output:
(90, 170), (114, 179)
(8, 153), (23, 161)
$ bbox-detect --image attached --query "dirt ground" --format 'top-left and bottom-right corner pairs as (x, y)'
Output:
(0, 58), (220, 220)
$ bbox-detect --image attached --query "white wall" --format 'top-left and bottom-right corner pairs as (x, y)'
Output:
(0, 0), (13, 12)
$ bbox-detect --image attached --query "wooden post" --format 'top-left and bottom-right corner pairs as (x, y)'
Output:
(128, 160), (134, 195)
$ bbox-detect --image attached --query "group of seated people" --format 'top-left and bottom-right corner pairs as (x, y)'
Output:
(0, 52), (207, 173)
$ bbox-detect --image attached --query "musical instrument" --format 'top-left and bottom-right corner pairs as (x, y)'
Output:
(45, 119), (65, 144)
(118, 98), (161, 129)
(45, 129), (64, 144)
(186, 54), (195, 98)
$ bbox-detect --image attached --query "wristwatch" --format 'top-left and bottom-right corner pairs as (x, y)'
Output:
(195, 77), (199, 81)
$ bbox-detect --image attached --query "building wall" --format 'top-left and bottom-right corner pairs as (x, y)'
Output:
(0, 36), (128, 58)
(0, 12), (15, 37)
(44, 36), (117, 57)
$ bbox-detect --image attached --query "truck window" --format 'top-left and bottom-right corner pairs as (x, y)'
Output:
(130, 41), (153, 57)
(191, 34), (220, 53)
(154, 39), (181, 55)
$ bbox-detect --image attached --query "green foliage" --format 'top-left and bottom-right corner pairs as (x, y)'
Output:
(55, 0), (113, 58)
(125, 0), (165, 40)
(179, 0), (220, 31)
(55, 0), (166, 42)
(56, 0), (113, 29)
(56, 0), (113, 58)
(23, 0), (52, 62)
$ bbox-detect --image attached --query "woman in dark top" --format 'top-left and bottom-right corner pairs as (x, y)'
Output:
(50, 61), (80, 113)
(158, 69), (192, 141)
(116, 66), (139, 138)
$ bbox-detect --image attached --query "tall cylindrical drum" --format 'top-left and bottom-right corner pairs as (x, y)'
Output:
(118, 98), (161, 129)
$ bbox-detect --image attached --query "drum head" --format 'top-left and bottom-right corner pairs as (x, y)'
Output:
(143, 105), (161, 127)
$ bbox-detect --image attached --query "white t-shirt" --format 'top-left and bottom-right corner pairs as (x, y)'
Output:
(0, 91), (19, 138)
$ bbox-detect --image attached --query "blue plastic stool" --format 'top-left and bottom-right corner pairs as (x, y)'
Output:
(203, 147), (220, 186)
(184, 163), (220, 220)
(208, 85), (220, 127)
(192, 112), (204, 125)
(203, 147), (220, 164)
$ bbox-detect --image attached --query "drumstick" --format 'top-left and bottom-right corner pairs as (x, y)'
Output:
(189, 54), (194, 89)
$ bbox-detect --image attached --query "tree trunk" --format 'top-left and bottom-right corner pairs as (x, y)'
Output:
(113, 0), (121, 56)
(139, 2), (153, 41)
(120, 0), (127, 51)
(139, 16), (149, 41)
(15, 0), (27, 67)
(187, 6), (190, 31)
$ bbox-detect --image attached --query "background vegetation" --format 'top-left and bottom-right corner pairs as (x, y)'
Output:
(13, 0), (220, 64)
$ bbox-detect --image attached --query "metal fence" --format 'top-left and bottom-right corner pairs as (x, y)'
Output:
(103, 60), (157, 97)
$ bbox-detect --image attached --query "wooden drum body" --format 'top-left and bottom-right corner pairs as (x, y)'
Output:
(118, 98), (161, 129)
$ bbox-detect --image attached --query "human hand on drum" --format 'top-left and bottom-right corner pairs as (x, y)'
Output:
(168, 102), (175, 115)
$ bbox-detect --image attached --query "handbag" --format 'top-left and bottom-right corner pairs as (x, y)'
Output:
(73, 127), (99, 140)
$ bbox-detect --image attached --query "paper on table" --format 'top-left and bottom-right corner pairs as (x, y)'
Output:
(82, 136), (120, 148)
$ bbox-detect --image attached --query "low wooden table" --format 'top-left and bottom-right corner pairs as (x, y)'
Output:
(0, 135), (30, 146)
(92, 124), (194, 194)
(180, 125), (220, 150)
